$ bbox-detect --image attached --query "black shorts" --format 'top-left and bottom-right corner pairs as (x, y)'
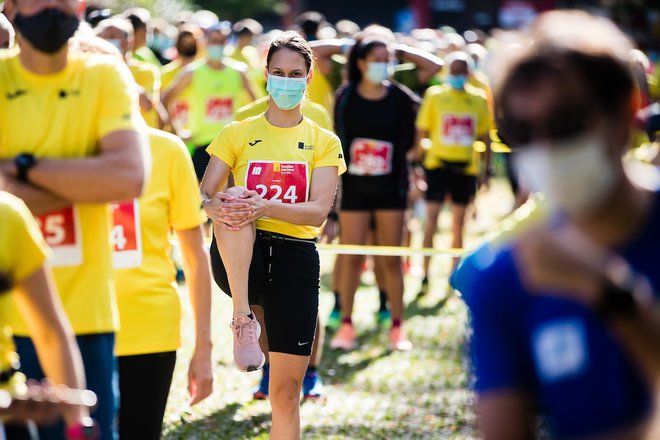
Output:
(210, 230), (320, 356)
(425, 167), (476, 205)
(340, 182), (408, 211)
(192, 144), (210, 182)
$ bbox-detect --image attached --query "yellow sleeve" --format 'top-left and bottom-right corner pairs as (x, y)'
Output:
(206, 123), (238, 168)
(314, 132), (347, 175)
(416, 89), (434, 131)
(169, 136), (207, 230)
(98, 60), (144, 138)
(2, 197), (49, 284)
(477, 98), (491, 137)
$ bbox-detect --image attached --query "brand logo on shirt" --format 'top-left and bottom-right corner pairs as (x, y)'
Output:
(6, 89), (27, 100)
(249, 140), (263, 147)
(338, 153), (343, 159)
(297, 142), (314, 151)
(58, 89), (80, 99)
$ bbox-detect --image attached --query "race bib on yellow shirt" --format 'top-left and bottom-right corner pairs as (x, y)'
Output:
(110, 200), (143, 269)
(36, 206), (83, 267)
(442, 113), (476, 146)
(246, 161), (309, 204)
(173, 101), (190, 125)
(348, 138), (393, 176)
(205, 97), (233, 123)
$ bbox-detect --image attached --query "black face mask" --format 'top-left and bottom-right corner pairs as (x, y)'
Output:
(14, 8), (79, 54)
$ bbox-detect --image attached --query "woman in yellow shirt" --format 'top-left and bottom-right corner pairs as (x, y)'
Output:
(112, 128), (213, 440)
(0, 191), (96, 438)
(200, 32), (345, 439)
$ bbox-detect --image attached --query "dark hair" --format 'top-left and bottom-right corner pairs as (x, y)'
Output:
(295, 11), (325, 39)
(126, 14), (146, 32)
(266, 31), (315, 74)
(347, 37), (388, 84)
(496, 47), (635, 146)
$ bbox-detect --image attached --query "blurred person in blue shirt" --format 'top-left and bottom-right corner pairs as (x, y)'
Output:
(453, 10), (660, 440)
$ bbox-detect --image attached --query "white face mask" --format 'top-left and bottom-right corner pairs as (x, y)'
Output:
(514, 133), (618, 215)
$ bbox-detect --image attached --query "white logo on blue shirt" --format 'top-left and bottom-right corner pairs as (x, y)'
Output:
(532, 318), (589, 383)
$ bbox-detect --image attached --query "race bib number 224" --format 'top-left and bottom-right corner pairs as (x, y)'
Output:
(245, 161), (309, 204)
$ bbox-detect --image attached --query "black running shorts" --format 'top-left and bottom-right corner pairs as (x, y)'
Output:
(210, 230), (320, 356)
(425, 167), (476, 205)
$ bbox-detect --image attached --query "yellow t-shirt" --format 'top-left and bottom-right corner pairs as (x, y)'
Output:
(235, 97), (333, 131)
(307, 66), (334, 115)
(207, 114), (346, 239)
(129, 59), (161, 128)
(0, 50), (143, 335)
(113, 128), (205, 356)
(0, 192), (49, 381)
(416, 84), (491, 175)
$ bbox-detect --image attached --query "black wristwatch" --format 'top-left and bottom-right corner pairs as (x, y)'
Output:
(14, 153), (37, 183)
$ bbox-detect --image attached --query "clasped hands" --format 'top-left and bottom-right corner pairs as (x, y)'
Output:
(203, 186), (268, 231)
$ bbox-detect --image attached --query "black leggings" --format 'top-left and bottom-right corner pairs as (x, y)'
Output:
(118, 351), (176, 440)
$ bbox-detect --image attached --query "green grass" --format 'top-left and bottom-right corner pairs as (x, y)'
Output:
(162, 180), (514, 439)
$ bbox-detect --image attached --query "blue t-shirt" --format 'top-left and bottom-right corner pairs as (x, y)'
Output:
(453, 191), (660, 439)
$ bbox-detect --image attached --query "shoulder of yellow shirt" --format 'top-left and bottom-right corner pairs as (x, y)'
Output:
(221, 57), (249, 73)
(146, 126), (187, 153)
(235, 98), (332, 130)
(423, 83), (487, 101)
(128, 58), (159, 77)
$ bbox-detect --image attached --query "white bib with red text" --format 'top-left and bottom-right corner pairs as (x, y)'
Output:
(441, 113), (476, 147)
(110, 200), (143, 269)
(36, 206), (83, 267)
(348, 138), (393, 176)
(205, 97), (233, 123)
(245, 161), (309, 205)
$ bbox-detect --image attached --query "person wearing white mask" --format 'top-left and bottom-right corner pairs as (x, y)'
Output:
(452, 11), (660, 440)
(163, 22), (256, 181)
(329, 35), (421, 352)
(200, 32), (346, 439)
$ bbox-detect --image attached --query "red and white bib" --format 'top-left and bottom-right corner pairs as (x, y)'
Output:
(245, 161), (309, 204)
(110, 200), (143, 269)
(348, 138), (393, 176)
(36, 206), (83, 267)
(441, 113), (476, 147)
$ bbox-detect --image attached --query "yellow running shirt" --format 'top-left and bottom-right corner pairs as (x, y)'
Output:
(189, 63), (245, 146)
(113, 128), (205, 356)
(129, 58), (161, 128)
(0, 192), (49, 389)
(416, 84), (491, 175)
(235, 97), (333, 131)
(207, 114), (346, 239)
(307, 66), (334, 115)
(0, 51), (143, 335)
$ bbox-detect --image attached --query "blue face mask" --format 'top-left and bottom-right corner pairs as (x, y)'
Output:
(267, 74), (308, 110)
(447, 74), (467, 90)
(366, 62), (390, 84)
(207, 44), (224, 61)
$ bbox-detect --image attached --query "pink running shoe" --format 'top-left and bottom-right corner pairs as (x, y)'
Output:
(390, 325), (413, 351)
(330, 323), (356, 350)
(231, 314), (265, 372)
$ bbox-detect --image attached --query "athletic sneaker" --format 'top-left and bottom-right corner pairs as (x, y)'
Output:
(253, 364), (270, 400)
(390, 325), (413, 351)
(376, 309), (392, 327)
(327, 308), (341, 330)
(231, 314), (265, 372)
(302, 368), (325, 400)
(330, 323), (356, 350)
